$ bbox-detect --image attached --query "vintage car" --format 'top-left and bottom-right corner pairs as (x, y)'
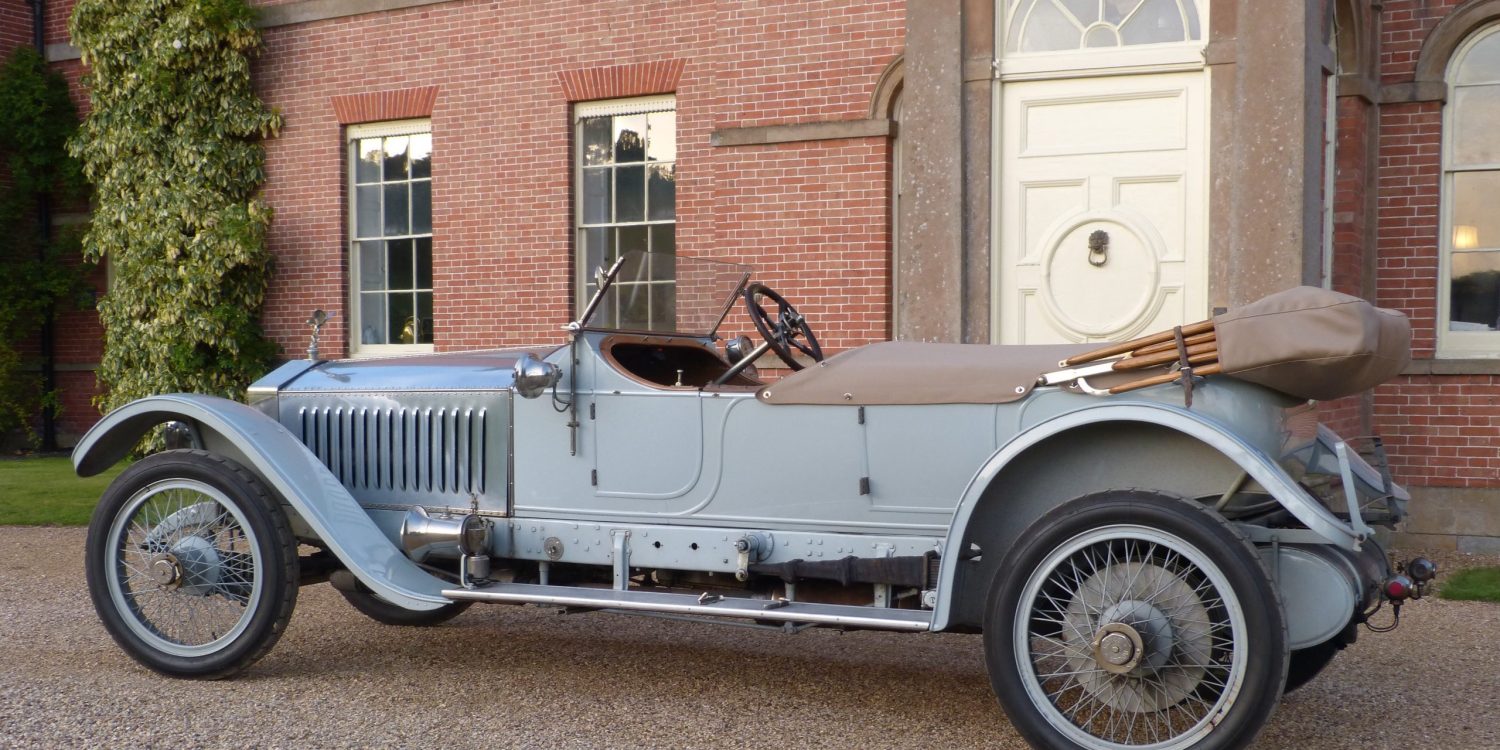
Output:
(76, 252), (1433, 750)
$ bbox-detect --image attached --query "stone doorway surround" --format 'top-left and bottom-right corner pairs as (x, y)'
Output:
(894, 0), (1337, 344)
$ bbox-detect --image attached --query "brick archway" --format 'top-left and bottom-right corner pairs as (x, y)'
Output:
(1415, 0), (1500, 91)
(556, 59), (685, 102)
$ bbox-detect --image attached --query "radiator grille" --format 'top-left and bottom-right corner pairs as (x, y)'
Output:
(297, 406), (487, 496)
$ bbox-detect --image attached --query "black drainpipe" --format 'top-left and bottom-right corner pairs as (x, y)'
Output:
(31, 0), (58, 452)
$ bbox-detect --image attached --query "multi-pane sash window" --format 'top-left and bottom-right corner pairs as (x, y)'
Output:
(575, 95), (676, 331)
(1442, 25), (1500, 354)
(349, 119), (433, 355)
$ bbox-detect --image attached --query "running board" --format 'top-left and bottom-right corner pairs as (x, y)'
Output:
(442, 582), (932, 632)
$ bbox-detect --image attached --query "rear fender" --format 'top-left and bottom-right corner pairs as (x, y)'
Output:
(74, 394), (450, 611)
(931, 402), (1359, 631)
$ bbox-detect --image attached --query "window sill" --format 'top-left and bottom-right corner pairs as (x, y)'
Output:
(1402, 358), (1500, 376)
(350, 344), (436, 360)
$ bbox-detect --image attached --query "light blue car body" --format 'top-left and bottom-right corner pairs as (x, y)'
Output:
(75, 321), (1395, 636)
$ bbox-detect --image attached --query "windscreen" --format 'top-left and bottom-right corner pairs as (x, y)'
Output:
(580, 251), (751, 337)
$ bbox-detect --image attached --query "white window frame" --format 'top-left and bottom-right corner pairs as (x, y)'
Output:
(572, 94), (677, 326)
(1438, 24), (1500, 357)
(1321, 29), (1341, 291)
(347, 118), (434, 358)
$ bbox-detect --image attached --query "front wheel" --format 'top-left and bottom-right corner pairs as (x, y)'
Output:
(85, 450), (299, 679)
(984, 491), (1287, 750)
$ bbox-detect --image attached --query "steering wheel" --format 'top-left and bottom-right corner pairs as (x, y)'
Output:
(744, 283), (824, 370)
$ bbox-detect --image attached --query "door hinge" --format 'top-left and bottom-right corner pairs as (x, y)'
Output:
(991, 57), (1001, 79)
(591, 469), (598, 486)
(589, 402), (596, 419)
(857, 406), (865, 425)
(859, 477), (871, 495)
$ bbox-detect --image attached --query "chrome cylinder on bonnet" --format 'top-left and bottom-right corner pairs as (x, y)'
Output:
(401, 506), (481, 563)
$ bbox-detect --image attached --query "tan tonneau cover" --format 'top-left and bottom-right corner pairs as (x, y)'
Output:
(758, 287), (1410, 406)
(1214, 286), (1410, 401)
(756, 342), (1107, 406)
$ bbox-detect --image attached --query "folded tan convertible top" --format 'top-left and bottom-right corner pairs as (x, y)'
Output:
(1213, 286), (1410, 401)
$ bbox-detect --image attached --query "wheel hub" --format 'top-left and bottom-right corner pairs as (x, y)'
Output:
(167, 535), (222, 596)
(1097, 599), (1176, 673)
(1091, 623), (1144, 674)
(1061, 563), (1210, 713)
(149, 554), (182, 588)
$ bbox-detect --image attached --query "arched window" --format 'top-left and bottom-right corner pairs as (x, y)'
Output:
(1003, 0), (1202, 54)
(1441, 24), (1500, 352)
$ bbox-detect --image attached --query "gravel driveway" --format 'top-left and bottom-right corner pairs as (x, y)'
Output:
(2, 526), (1496, 749)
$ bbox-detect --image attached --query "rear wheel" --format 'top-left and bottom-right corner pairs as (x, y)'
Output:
(1282, 642), (1342, 694)
(984, 491), (1287, 750)
(1282, 621), (1355, 693)
(85, 450), (299, 679)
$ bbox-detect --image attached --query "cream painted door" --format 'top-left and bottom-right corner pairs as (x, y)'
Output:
(997, 72), (1207, 344)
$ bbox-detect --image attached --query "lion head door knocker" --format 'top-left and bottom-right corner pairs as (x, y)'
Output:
(1087, 230), (1110, 267)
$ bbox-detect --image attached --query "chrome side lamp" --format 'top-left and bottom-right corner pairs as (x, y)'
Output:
(514, 352), (562, 399)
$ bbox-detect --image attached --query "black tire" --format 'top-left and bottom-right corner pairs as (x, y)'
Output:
(1282, 643), (1339, 693)
(983, 491), (1287, 750)
(1283, 621), (1356, 694)
(339, 588), (471, 627)
(85, 450), (299, 679)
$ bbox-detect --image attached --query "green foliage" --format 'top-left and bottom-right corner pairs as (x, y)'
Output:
(0, 46), (90, 446)
(1439, 566), (1500, 603)
(69, 0), (281, 428)
(0, 456), (128, 525)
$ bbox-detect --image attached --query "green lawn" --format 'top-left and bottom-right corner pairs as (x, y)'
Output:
(1440, 566), (1500, 603)
(0, 456), (127, 526)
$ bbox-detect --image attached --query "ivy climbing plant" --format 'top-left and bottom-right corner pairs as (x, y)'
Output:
(69, 0), (282, 421)
(0, 47), (89, 446)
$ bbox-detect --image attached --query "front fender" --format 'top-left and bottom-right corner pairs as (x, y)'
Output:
(930, 401), (1360, 632)
(74, 394), (450, 611)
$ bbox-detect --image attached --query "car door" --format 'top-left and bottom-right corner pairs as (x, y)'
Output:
(590, 385), (703, 500)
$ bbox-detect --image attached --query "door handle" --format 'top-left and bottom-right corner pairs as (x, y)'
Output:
(1087, 230), (1109, 267)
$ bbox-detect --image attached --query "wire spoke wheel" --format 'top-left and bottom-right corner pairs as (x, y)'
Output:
(1018, 527), (1245, 748)
(106, 480), (264, 656)
(86, 450), (298, 679)
(985, 492), (1285, 750)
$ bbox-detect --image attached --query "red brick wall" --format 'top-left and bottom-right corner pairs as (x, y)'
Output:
(1331, 95), (1370, 299)
(252, 0), (902, 358)
(1376, 378), (1500, 486)
(0, 2), (30, 61)
(36, 0), (901, 436)
(0, 3), (28, 197)
(1378, 0), (1465, 84)
(1319, 92), (1377, 440)
(1, 1), (104, 442)
(45, 0), (71, 54)
(711, 138), (892, 345)
(1373, 100), (1443, 356)
(1373, 0), (1500, 488)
